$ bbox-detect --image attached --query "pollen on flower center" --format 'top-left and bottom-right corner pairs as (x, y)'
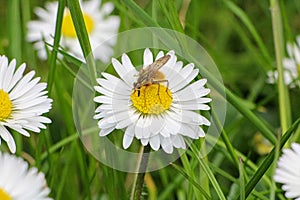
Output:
(0, 188), (11, 200)
(130, 84), (172, 115)
(0, 89), (12, 121)
(62, 11), (94, 38)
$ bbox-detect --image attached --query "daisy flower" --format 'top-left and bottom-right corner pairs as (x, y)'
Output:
(0, 55), (52, 153)
(94, 48), (211, 154)
(267, 40), (300, 88)
(0, 152), (52, 200)
(274, 143), (300, 200)
(27, 0), (120, 62)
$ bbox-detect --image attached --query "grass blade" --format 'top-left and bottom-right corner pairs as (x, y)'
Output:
(171, 163), (211, 199)
(122, 0), (160, 27)
(235, 118), (300, 199)
(190, 145), (226, 200)
(67, 0), (97, 83)
(48, 0), (66, 94)
(270, 0), (292, 134)
(157, 0), (184, 33)
(223, 0), (273, 71)
(238, 158), (245, 200)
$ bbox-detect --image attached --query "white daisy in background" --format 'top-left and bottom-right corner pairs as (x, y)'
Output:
(27, 0), (120, 62)
(0, 55), (52, 153)
(94, 48), (211, 154)
(274, 143), (300, 200)
(267, 40), (300, 88)
(0, 152), (52, 200)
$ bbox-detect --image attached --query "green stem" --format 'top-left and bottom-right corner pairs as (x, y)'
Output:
(8, 0), (22, 62)
(48, 0), (66, 95)
(270, 0), (291, 134)
(39, 133), (79, 162)
(131, 145), (151, 200)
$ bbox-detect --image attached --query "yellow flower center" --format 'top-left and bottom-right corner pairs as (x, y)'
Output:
(62, 11), (94, 38)
(0, 188), (11, 200)
(0, 89), (12, 121)
(130, 84), (172, 115)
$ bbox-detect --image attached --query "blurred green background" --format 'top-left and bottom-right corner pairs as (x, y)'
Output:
(0, 0), (300, 199)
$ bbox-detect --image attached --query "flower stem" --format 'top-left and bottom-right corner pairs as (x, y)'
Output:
(270, 0), (292, 134)
(131, 145), (151, 200)
(48, 0), (65, 95)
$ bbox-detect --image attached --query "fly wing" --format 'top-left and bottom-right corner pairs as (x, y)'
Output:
(135, 54), (171, 88)
(144, 54), (171, 72)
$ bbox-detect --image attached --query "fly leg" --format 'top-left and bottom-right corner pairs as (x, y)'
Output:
(152, 80), (172, 98)
(133, 88), (141, 97)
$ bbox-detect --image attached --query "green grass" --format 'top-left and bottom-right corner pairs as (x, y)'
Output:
(1, 0), (300, 199)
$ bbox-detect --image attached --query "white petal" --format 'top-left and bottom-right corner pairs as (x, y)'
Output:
(6, 64), (26, 93)
(141, 138), (149, 146)
(172, 135), (186, 149)
(2, 59), (16, 91)
(94, 96), (112, 104)
(293, 44), (300, 64)
(0, 56), (8, 88)
(141, 116), (152, 139)
(6, 132), (16, 154)
(173, 79), (209, 101)
(112, 57), (137, 87)
(149, 135), (160, 151)
(179, 125), (199, 139)
(163, 116), (181, 136)
(121, 53), (135, 70)
(123, 132), (134, 149)
(149, 115), (165, 136)
(161, 137), (174, 154)
(143, 48), (153, 67)
(135, 116), (146, 139)
(115, 111), (139, 129)
(172, 102), (211, 111)
(0, 125), (11, 141)
(155, 51), (164, 60)
(100, 2), (115, 15)
(9, 71), (36, 100)
(99, 127), (115, 136)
